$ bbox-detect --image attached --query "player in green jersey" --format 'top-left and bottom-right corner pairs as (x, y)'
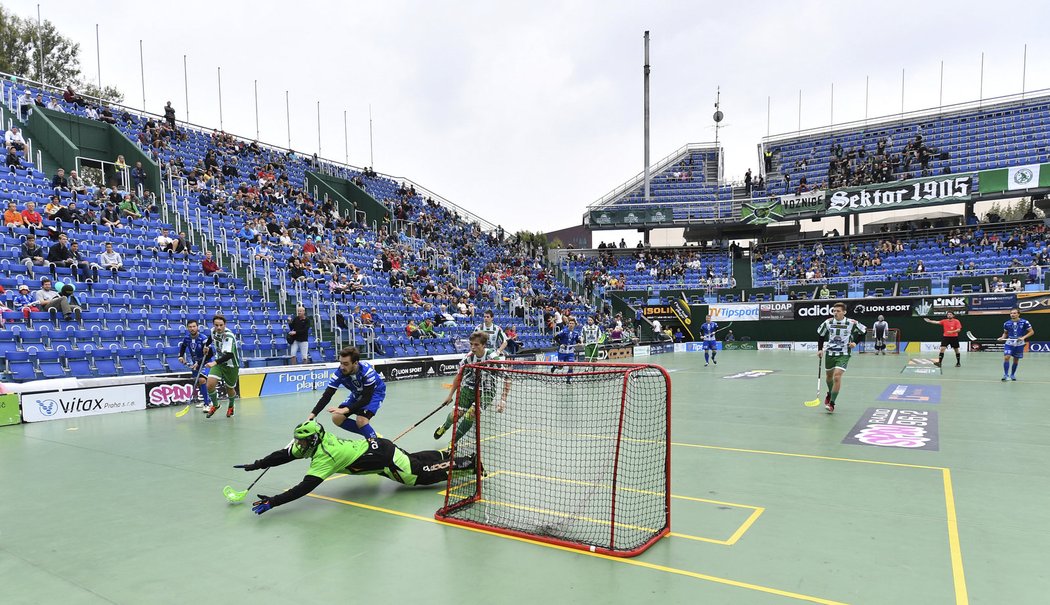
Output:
(434, 331), (501, 444)
(816, 302), (867, 412)
(204, 314), (240, 418)
(237, 420), (479, 514)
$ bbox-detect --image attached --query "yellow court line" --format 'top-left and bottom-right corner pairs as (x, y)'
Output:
(306, 492), (847, 605)
(724, 506), (766, 546)
(943, 468), (969, 605)
(671, 441), (947, 471)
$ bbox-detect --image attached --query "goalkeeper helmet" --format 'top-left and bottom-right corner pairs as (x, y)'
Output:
(293, 420), (325, 455)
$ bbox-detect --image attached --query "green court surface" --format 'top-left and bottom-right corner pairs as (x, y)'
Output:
(2, 350), (1049, 604)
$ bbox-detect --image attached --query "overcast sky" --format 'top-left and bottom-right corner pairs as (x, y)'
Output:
(8, 1), (1050, 234)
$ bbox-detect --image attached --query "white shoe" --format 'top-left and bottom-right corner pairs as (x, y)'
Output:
(195, 402), (205, 408)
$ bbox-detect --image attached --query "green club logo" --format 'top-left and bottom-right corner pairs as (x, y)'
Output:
(1013, 168), (1034, 186)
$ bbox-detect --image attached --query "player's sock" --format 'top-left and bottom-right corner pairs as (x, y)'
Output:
(830, 390), (840, 403)
(1011, 360), (1019, 377)
(340, 417), (364, 435)
(357, 422), (377, 440)
(199, 383), (210, 405)
(227, 394), (236, 409)
(938, 352), (944, 365)
(208, 389), (218, 404)
(711, 352), (717, 363)
(1003, 360), (1011, 376)
(454, 417), (474, 441)
(704, 351), (709, 364)
(955, 353), (961, 366)
(826, 378), (834, 392)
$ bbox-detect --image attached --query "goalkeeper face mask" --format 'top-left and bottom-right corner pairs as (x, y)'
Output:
(293, 421), (325, 456)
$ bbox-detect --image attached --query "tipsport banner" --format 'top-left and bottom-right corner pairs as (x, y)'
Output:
(707, 303), (760, 322)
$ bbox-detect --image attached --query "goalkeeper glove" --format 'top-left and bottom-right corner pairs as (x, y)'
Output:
(234, 462), (262, 471)
(251, 495), (273, 515)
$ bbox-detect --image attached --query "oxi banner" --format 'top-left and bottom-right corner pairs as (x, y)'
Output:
(21, 384), (146, 423)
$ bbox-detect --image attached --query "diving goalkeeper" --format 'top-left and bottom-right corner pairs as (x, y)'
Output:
(236, 420), (478, 514)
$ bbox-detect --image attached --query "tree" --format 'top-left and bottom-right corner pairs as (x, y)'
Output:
(77, 81), (125, 104)
(0, 6), (83, 87)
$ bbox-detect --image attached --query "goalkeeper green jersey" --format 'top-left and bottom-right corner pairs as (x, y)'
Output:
(816, 317), (867, 356)
(212, 329), (241, 368)
(290, 435), (424, 485)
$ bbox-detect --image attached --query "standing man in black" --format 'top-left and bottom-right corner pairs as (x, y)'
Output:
(288, 305), (312, 365)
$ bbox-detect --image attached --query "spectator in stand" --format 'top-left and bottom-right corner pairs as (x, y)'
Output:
(405, 319), (422, 339)
(13, 283), (38, 320)
(20, 234), (46, 277)
(154, 228), (175, 255)
(21, 201), (43, 228)
(171, 232), (191, 256)
(4, 201), (24, 227)
(5, 147), (21, 172)
(287, 305), (312, 364)
(52, 168), (70, 192)
(419, 318), (439, 338)
(45, 97), (65, 112)
(118, 193), (142, 219)
(98, 242), (123, 279)
(34, 277), (79, 320)
(163, 101), (176, 128)
(47, 233), (82, 280)
(818, 284), (831, 299)
(44, 195), (62, 219)
(68, 241), (95, 282)
(5, 126), (26, 153)
(131, 161), (147, 192)
(63, 85), (86, 107)
(67, 170), (87, 199)
(505, 325), (523, 354)
(202, 250), (224, 283)
(101, 201), (123, 229)
(17, 89), (33, 120)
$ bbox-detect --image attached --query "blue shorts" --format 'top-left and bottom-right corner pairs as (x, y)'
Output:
(340, 390), (385, 416)
(557, 353), (576, 362)
(1004, 344), (1025, 358)
(702, 340), (717, 350)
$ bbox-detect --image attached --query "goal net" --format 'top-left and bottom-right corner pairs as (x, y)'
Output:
(434, 361), (671, 557)
(859, 327), (901, 354)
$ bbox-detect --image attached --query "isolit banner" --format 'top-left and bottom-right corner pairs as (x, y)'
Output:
(707, 303), (760, 322)
(21, 384), (146, 423)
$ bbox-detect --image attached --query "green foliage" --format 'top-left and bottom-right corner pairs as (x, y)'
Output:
(77, 81), (125, 104)
(0, 6), (125, 103)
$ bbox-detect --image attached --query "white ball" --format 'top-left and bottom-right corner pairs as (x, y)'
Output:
(589, 545), (596, 552)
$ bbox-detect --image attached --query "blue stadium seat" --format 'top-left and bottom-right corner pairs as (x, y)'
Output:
(65, 349), (92, 378)
(5, 351), (37, 381)
(35, 350), (65, 379)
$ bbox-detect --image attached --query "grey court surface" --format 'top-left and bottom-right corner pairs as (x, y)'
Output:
(2, 349), (1048, 604)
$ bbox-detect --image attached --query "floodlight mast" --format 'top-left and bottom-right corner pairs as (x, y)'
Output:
(643, 31), (651, 203)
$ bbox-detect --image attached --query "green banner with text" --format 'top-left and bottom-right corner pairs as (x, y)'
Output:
(588, 207), (675, 227)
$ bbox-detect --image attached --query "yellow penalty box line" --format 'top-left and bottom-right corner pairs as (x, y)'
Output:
(306, 492), (847, 605)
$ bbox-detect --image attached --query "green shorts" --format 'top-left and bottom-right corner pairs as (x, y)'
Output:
(211, 364), (240, 388)
(457, 385), (494, 409)
(584, 343), (600, 359)
(824, 354), (851, 372)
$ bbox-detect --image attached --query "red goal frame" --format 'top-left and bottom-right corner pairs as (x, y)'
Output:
(434, 361), (672, 558)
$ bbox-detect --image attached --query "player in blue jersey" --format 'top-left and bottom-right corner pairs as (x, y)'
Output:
(552, 317), (582, 375)
(307, 346), (386, 439)
(699, 315), (719, 366)
(999, 308), (1034, 381)
(177, 319), (214, 407)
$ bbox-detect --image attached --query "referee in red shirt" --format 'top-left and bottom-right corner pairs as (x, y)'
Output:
(923, 311), (962, 367)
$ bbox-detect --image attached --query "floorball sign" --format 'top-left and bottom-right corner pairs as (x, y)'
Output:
(842, 408), (939, 451)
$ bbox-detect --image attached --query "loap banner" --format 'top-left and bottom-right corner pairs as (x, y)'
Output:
(825, 174), (974, 215)
(21, 384), (146, 423)
(758, 302), (794, 320)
